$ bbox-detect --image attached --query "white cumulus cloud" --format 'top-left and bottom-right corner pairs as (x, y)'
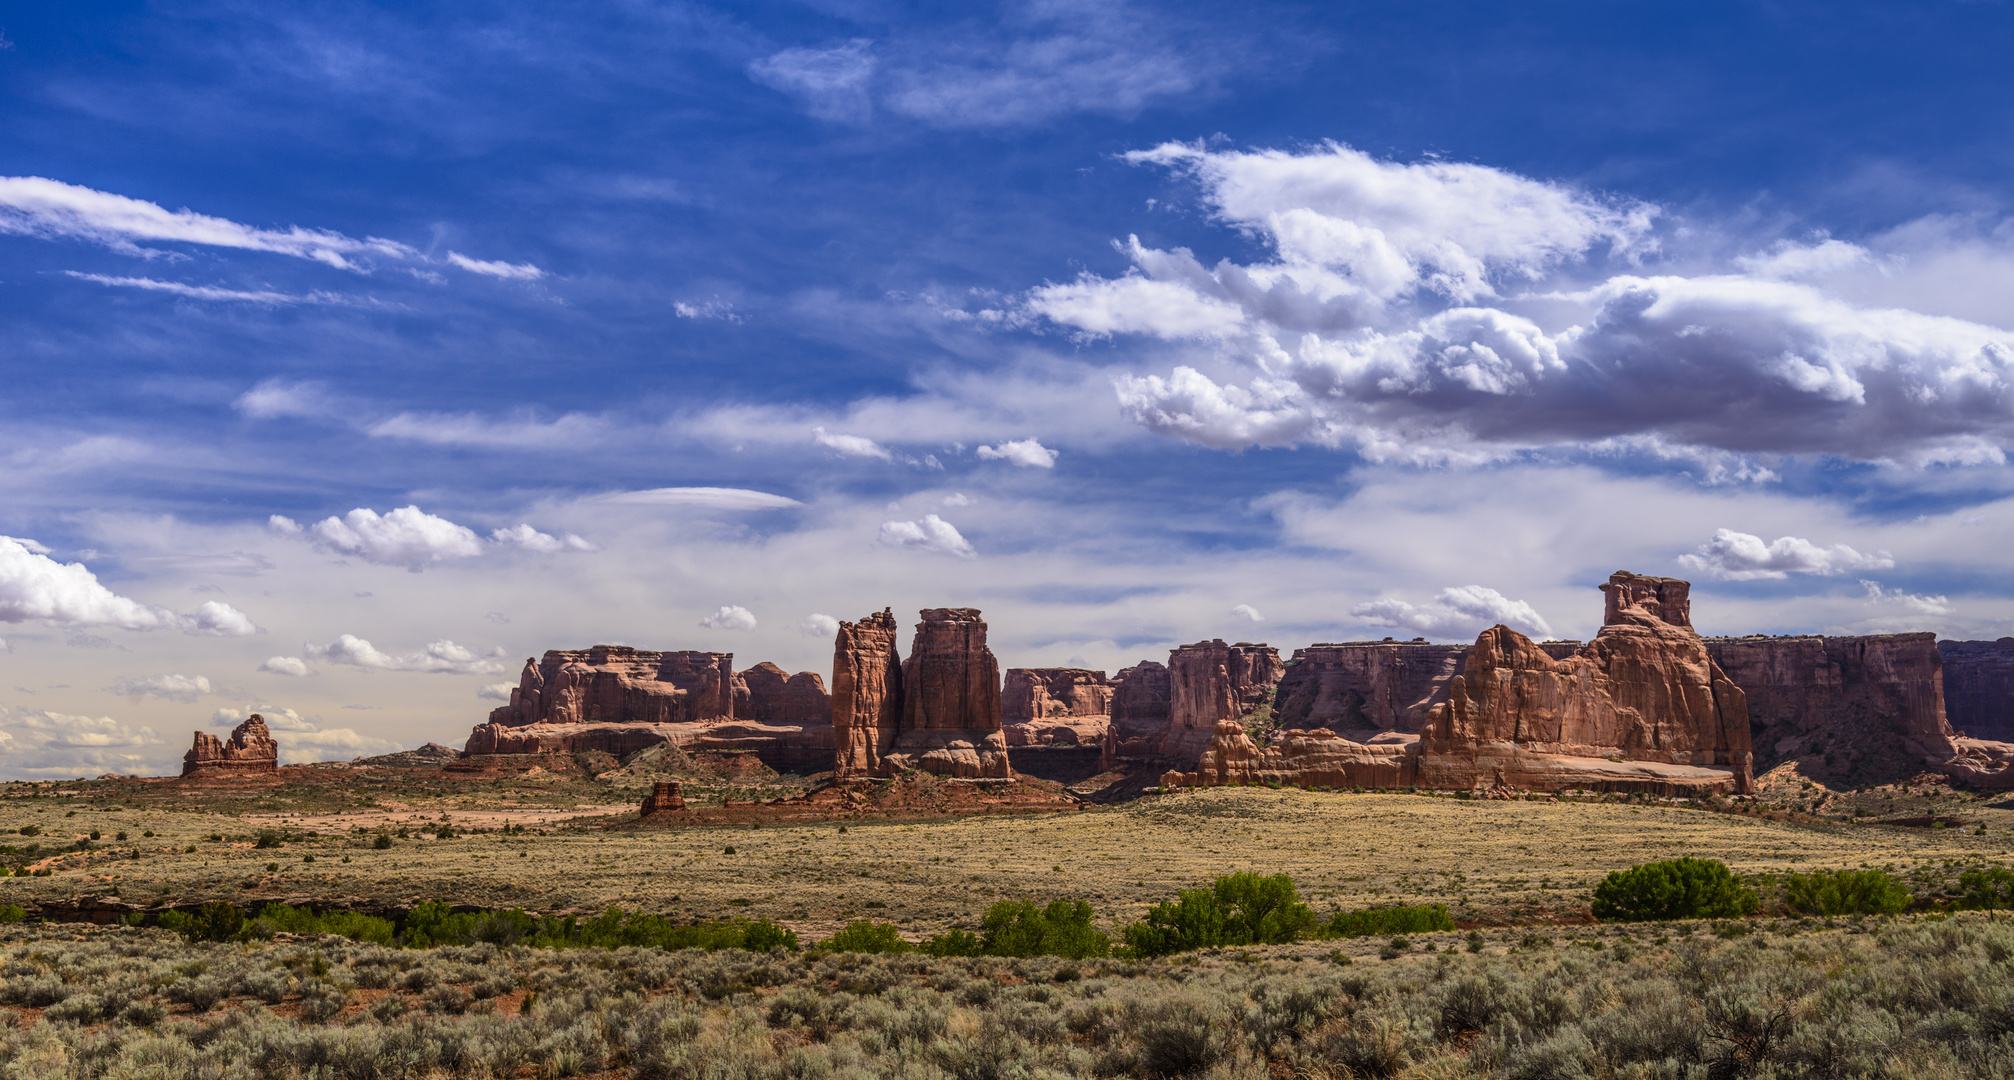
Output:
(105, 673), (214, 702)
(1860, 580), (1954, 616)
(976, 438), (1059, 468)
(1230, 604), (1265, 622)
(800, 613), (840, 638)
(304, 635), (506, 675)
(698, 605), (758, 632)
(259, 656), (312, 677)
(1677, 528), (1895, 580)
(1024, 142), (2014, 472)
(812, 425), (893, 460)
(0, 536), (258, 636)
(1352, 585), (1554, 640)
(878, 514), (977, 558)
(300, 506), (485, 569)
(489, 524), (598, 553)
(477, 682), (515, 701)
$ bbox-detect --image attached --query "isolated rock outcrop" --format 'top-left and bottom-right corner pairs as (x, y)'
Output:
(182, 715), (279, 776)
(1161, 641), (1284, 762)
(832, 609), (905, 777)
(640, 781), (687, 815)
(831, 607), (1011, 779)
(485, 647), (738, 728)
(1707, 633), (1955, 783)
(1002, 668), (1113, 747)
(1939, 639), (2014, 742)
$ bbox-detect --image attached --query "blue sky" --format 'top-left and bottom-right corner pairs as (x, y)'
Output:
(4, 0), (2014, 776)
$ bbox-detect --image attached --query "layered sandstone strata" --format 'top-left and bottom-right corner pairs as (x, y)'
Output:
(640, 781), (687, 815)
(1166, 572), (1754, 796)
(832, 608), (1012, 779)
(1939, 639), (2014, 742)
(463, 646), (833, 772)
(1161, 641), (1284, 762)
(1002, 668), (1113, 747)
(1100, 662), (1172, 767)
(1272, 640), (1469, 735)
(832, 609), (905, 777)
(183, 715), (279, 776)
(1707, 633), (1955, 782)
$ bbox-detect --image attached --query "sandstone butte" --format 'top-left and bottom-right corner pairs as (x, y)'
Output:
(833, 607), (1012, 779)
(462, 645), (835, 773)
(181, 714), (279, 777)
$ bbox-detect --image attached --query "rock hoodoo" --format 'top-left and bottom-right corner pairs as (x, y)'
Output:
(832, 608), (1011, 779)
(182, 714), (279, 776)
(640, 781), (687, 815)
(461, 646), (834, 771)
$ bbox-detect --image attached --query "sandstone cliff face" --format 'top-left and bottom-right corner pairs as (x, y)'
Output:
(1939, 639), (2014, 742)
(1707, 633), (1955, 782)
(183, 715), (279, 776)
(831, 609), (904, 778)
(1002, 668), (1112, 747)
(1421, 572), (1753, 793)
(1161, 641), (1284, 762)
(1100, 662), (1172, 768)
(887, 609), (1010, 778)
(486, 647), (738, 728)
(1272, 641), (1470, 734)
(738, 662), (832, 724)
(1166, 571), (1753, 796)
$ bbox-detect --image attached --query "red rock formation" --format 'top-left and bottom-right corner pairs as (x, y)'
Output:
(1272, 640), (1471, 734)
(738, 662), (832, 724)
(832, 609), (904, 777)
(641, 781), (687, 815)
(1002, 668), (1112, 747)
(182, 715), (279, 776)
(1161, 641), (1284, 762)
(886, 608), (1010, 778)
(1939, 639), (2014, 742)
(1101, 661), (1172, 768)
(1166, 571), (1753, 796)
(1707, 633), (1955, 782)
(486, 647), (737, 728)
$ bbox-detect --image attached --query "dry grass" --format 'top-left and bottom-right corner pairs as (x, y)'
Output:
(5, 776), (2012, 935)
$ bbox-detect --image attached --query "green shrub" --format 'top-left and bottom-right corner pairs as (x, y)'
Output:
(0, 905), (25, 924)
(1123, 872), (1314, 957)
(978, 899), (1112, 959)
(1326, 903), (1456, 938)
(373, 834), (393, 849)
(254, 831), (280, 849)
(160, 901), (247, 942)
(1592, 858), (1758, 922)
(920, 928), (984, 957)
(1956, 867), (2014, 910)
(1781, 869), (1911, 915)
(820, 920), (912, 953)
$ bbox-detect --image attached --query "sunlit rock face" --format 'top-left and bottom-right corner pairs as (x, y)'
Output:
(182, 715), (278, 777)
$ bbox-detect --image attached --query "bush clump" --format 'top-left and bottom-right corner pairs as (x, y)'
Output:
(1956, 867), (2014, 910)
(1325, 903), (1456, 938)
(819, 920), (911, 954)
(1781, 868), (1912, 915)
(922, 898), (1111, 959)
(1592, 857), (1759, 922)
(1123, 872), (1315, 957)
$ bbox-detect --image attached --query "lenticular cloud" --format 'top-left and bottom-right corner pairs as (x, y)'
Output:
(1029, 141), (2014, 470)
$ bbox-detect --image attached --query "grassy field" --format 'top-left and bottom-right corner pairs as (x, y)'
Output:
(3, 763), (2011, 937)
